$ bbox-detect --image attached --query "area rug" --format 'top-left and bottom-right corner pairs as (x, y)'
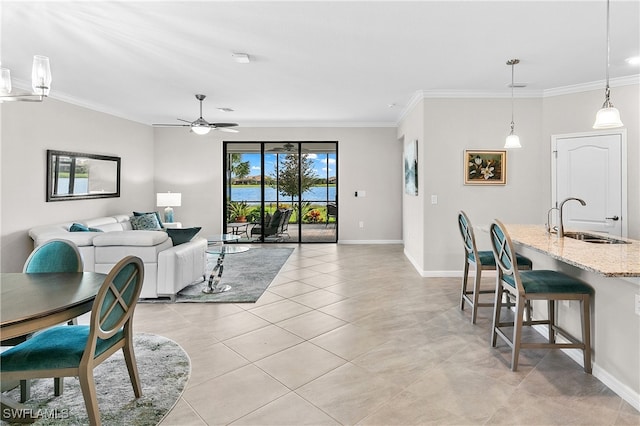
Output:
(1, 333), (190, 426)
(175, 247), (294, 303)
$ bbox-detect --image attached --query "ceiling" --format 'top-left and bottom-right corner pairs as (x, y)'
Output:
(2, 1), (639, 127)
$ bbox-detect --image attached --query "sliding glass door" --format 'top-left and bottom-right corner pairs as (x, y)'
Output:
(224, 142), (337, 243)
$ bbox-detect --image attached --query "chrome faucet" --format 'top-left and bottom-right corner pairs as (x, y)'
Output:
(558, 197), (586, 238)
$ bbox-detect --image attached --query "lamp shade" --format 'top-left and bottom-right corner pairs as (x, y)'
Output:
(31, 55), (51, 96)
(593, 106), (623, 129)
(156, 192), (182, 207)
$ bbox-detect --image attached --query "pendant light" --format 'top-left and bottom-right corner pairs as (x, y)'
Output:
(504, 59), (521, 149)
(593, 0), (623, 129)
(0, 55), (51, 102)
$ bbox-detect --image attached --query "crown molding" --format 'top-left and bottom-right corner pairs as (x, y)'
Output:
(238, 121), (397, 128)
(397, 74), (640, 124)
(542, 75), (640, 97)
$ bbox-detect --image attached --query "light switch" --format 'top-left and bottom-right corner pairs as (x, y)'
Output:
(431, 195), (438, 204)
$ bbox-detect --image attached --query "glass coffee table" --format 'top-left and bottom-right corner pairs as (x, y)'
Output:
(204, 235), (249, 294)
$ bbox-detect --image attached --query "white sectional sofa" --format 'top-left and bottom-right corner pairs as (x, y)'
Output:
(28, 214), (207, 300)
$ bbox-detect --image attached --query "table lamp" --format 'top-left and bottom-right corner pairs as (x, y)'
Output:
(156, 192), (181, 223)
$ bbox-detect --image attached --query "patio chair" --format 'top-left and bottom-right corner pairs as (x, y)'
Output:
(326, 203), (337, 227)
(251, 208), (287, 240)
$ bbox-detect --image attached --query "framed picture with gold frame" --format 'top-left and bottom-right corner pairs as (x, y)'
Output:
(464, 150), (506, 185)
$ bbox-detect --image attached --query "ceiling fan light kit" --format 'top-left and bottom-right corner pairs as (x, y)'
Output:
(153, 94), (239, 135)
(0, 55), (52, 102)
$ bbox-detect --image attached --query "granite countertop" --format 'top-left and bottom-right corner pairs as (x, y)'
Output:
(504, 224), (640, 278)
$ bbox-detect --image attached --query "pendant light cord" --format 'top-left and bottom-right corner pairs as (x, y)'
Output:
(510, 62), (515, 129)
(604, 0), (611, 105)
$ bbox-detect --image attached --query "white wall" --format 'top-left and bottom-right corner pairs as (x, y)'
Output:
(0, 99), (155, 272)
(397, 101), (425, 271)
(153, 126), (403, 243)
(543, 84), (640, 239)
(399, 96), (545, 275)
(399, 84), (639, 275)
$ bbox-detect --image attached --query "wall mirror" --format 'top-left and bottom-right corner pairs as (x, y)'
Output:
(47, 150), (121, 201)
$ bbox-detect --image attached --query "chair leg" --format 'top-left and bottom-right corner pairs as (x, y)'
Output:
(19, 380), (30, 403)
(471, 264), (482, 324)
(460, 261), (470, 310)
(511, 296), (526, 371)
(122, 344), (142, 398)
(582, 295), (592, 374)
(54, 378), (63, 396)
(79, 370), (101, 426)
(548, 300), (556, 344)
(491, 282), (504, 347)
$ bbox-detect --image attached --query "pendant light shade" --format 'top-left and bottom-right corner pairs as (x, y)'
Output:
(593, 0), (623, 129)
(505, 133), (521, 149)
(31, 55), (52, 96)
(504, 59), (521, 149)
(0, 55), (51, 102)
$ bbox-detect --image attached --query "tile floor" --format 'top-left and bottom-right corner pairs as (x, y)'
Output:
(133, 244), (639, 425)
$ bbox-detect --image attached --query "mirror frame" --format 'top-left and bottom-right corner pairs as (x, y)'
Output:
(46, 150), (121, 202)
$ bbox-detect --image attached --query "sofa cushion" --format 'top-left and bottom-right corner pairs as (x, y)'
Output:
(130, 213), (162, 231)
(70, 223), (103, 232)
(133, 211), (164, 228)
(79, 217), (118, 228)
(166, 227), (201, 246)
(92, 230), (169, 247)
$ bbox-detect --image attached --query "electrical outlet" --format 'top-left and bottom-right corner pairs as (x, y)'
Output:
(635, 294), (640, 316)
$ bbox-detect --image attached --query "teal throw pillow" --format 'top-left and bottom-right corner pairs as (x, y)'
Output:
(130, 213), (162, 230)
(70, 223), (103, 232)
(133, 211), (164, 228)
(166, 227), (201, 246)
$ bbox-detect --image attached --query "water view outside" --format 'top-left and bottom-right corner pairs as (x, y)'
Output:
(57, 178), (89, 195)
(231, 186), (336, 204)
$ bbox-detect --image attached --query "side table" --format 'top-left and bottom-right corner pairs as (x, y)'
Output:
(204, 234), (249, 294)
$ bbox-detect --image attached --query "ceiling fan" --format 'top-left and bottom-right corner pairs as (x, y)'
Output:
(152, 94), (239, 135)
(268, 143), (310, 153)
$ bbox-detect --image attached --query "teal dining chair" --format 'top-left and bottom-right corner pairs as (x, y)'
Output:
(17, 239), (85, 401)
(489, 220), (593, 372)
(457, 211), (533, 323)
(23, 238), (83, 274)
(1, 256), (145, 425)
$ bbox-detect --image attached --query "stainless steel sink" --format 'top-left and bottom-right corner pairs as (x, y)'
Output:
(564, 231), (630, 244)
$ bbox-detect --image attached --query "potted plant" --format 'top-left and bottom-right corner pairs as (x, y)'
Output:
(228, 201), (250, 222)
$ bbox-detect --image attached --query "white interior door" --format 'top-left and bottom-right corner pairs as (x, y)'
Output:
(552, 131), (626, 237)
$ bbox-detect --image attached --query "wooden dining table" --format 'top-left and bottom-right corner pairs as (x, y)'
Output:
(1, 272), (107, 341)
(0, 272), (106, 422)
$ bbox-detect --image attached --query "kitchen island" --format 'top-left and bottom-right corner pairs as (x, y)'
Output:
(503, 224), (640, 411)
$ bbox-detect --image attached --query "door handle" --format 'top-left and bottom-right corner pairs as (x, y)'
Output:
(606, 216), (619, 221)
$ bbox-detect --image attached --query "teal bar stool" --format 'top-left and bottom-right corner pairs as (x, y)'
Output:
(2, 256), (145, 425)
(457, 211), (532, 323)
(489, 220), (593, 373)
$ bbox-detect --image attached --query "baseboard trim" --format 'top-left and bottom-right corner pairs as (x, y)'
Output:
(338, 239), (403, 244)
(532, 324), (640, 412)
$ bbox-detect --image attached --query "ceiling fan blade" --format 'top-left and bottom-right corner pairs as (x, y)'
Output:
(152, 124), (190, 127)
(176, 118), (192, 124)
(211, 123), (238, 128)
(215, 127), (239, 133)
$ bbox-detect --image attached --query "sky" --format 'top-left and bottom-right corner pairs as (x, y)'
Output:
(241, 153), (337, 179)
